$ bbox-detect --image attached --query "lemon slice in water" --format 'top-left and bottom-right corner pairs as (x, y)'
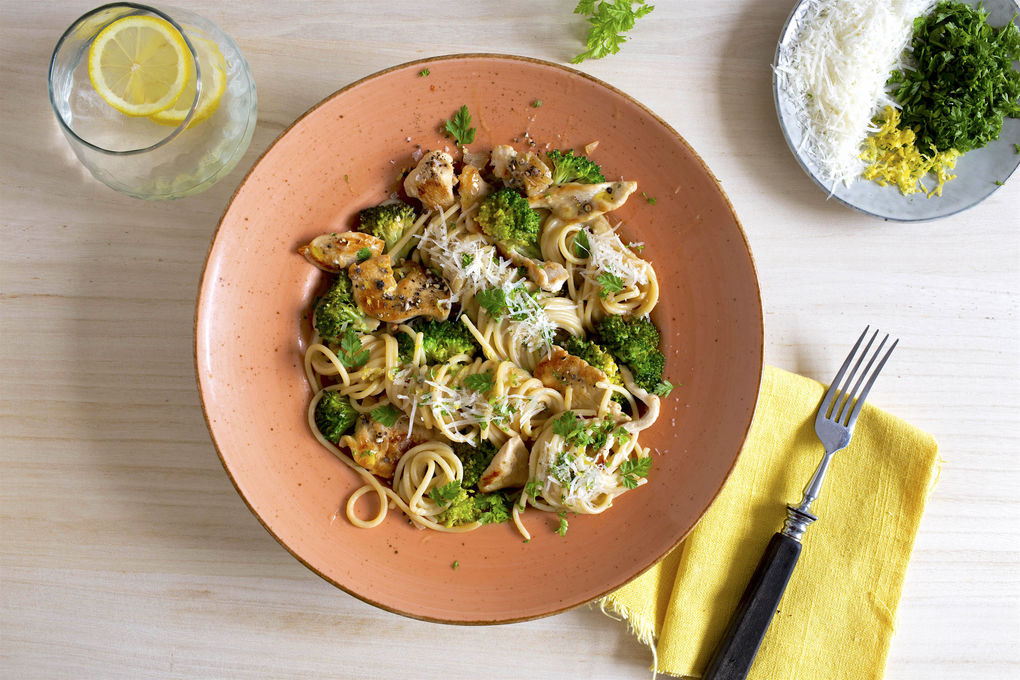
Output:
(150, 37), (227, 128)
(88, 15), (192, 117)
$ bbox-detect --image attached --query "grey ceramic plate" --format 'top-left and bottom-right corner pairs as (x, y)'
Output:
(773, 0), (1020, 222)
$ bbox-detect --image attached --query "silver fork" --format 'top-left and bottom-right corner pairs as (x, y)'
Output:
(703, 327), (898, 680)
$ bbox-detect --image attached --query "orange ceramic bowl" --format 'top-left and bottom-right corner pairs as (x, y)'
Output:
(196, 54), (763, 623)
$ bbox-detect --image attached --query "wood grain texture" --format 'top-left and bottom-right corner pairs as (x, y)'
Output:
(1, 1), (1017, 678)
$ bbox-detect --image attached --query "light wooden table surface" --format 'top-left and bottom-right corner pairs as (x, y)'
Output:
(2, 1), (1018, 678)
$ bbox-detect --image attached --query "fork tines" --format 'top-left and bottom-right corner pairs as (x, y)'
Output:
(819, 326), (898, 429)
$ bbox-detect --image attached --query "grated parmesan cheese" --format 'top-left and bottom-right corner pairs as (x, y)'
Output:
(774, 0), (936, 188)
(580, 226), (649, 289)
(417, 218), (557, 352)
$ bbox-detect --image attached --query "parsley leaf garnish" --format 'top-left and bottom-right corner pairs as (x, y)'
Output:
(463, 370), (494, 394)
(444, 105), (477, 147)
(369, 404), (402, 427)
(642, 191), (657, 205)
(337, 329), (370, 368)
(619, 456), (652, 489)
(596, 271), (624, 297)
(452, 560), (459, 569)
(555, 511), (569, 536)
(572, 1), (656, 64)
(573, 229), (591, 258)
(428, 480), (461, 506)
(531, 99), (543, 108)
(476, 287), (508, 319)
(461, 253), (474, 267)
(552, 411), (589, 446)
(524, 478), (542, 500)
(356, 247), (372, 262)
(418, 68), (430, 77)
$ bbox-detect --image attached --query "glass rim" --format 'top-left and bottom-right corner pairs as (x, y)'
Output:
(47, 2), (204, 157)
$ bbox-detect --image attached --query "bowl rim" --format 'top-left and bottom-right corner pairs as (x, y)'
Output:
(194, 52), (765, 624)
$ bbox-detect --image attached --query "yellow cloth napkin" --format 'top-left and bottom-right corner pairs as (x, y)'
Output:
(602, 365), (940, 679)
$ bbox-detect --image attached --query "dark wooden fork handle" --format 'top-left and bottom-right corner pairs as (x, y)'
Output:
(702, 532), (802, 680)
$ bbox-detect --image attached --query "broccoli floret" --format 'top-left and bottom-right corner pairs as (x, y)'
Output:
(313, 391), (358, 443)
(357, 201), (417, 260)
(595, 315), (661, 365)
(476, 188), (542, 260)
(594, 315), (672, 397)
(396, 319), (481, 364)
(314, 273), (376, 341)
(565, 335), (627, 404)
(630, 349), (671, 396)
(452, 440), (498, 490)
(418, 319), (481, 364)
(427, 479), (512, 527)
(546, 149), (606, 185)
(564, 336), (622, 385)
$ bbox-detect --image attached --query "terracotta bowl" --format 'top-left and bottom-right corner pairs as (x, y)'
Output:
(196, 54), (763, 623)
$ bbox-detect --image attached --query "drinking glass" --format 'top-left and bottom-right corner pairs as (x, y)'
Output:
(48, 3), (258, 199)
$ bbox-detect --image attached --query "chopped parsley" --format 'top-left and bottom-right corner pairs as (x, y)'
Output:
(369, 403), (402, 427)
(356, 247), (372, 262)
(555, 511), (569, 536)
(418, 68), (430, 77)
(642, 191), (657, 205)
(475, 285), (537, 321)
(428, 480), (462, 504)
(476, 287), (508, 319)
(461, 253), (474, 267)
(452, 560), (459, 569)
(889, 1), (1020, 154)
(524, 478), (542, 499)
(596, 271), (624, 297)
(619, 456), (652, 489)
(337, 329), (370, 368)
(551, 411), (621, 450)
(463, 370), (494, 394)
(571, 0), (656, 64)
(444, 104), (477, 147)
(531, 99), (543, 108)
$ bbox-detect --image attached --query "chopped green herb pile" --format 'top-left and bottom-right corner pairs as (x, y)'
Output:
(572, 1), (655, 64)
(889, 1), (1020, 154)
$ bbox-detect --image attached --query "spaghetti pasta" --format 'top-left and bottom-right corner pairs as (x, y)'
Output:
(299, 143), (671, 538)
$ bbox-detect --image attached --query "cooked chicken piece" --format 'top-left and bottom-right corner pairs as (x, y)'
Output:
(348, 254), (451, 323)
(534, 346), (621, 413)
(497, 247), (568, 293)
(298, 232), (386, 273)
(348, 413), (428, 479)
(478, 436), (530, 493)
(490, 145), (553, 197)
(458, 164), (494, 216)
(621, 374), (661, 434)
(529, 181), (638, 222)
(404, 150), (458, 210)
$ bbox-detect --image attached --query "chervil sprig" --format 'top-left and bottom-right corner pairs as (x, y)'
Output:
(444, 105), (477, 146)
(571, 1), (655, 64)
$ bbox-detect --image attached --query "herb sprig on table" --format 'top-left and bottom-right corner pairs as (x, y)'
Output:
(572, 1), (655, 64)
(889, 1), (1020, 154)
